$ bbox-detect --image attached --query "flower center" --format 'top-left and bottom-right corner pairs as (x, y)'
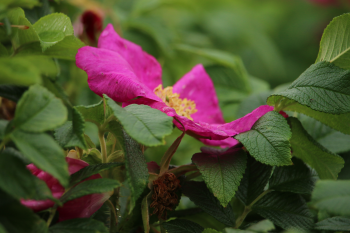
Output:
(154, 84), (197, 120)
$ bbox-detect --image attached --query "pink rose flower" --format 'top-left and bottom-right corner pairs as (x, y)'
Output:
(21, 157), (111, 222)
(76, 24), (279, 147)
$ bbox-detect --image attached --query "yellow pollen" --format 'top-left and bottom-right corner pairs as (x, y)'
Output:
(154, 84), (197, 120)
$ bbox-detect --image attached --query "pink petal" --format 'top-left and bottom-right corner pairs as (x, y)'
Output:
(200, 137), (240, 148)
(76, 46), (161, 103)
(58, 192), (111, 221)
(173, 64), (225, 125)
(98, 24), (162, 91)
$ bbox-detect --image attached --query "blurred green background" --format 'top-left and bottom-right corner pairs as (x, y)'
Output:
(15, 0), (350, 165)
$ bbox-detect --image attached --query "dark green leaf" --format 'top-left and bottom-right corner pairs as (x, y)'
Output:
(192, 147), (247, 207)
(13, 85), (67, 133)
(235, 111), (292, 166)
(202, 229), (220, 233)
(10, 130), (69, 187)
(288, 117), (344, 179)
(252, 192), (314, 230)
(76, 101), (105, 127)
(0, 120), (8, 140)
(0, 85), (27, 102)
(269, 158), (317, 194)
(223, 219), (275, 233)
(60, 178), (120, 203)
(49, 218), (108, 233)
(33, 13), (74, 51)
(0, 56), (57, 86)
(268, 62), (350, 114)
(0, 190), (48, 233)
(316, 13), (350, 69)
(123, 131), (149, 209)
(310, 180), (350, 217)
(162, 219), (204, 233)
(105, 96), (173, 146)
(236, 156), (273, 206)
(69, 162), (124, 187)
(315, 217), (350, 231)
(54, 107), (87, 149)
(0, 149), (56, 202)
(182, 181), (235, 227)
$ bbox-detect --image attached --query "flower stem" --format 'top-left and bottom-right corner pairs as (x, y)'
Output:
(99, 131), (108, 164)
(234, 190), (273, 229)
(46, 206), (57, 227)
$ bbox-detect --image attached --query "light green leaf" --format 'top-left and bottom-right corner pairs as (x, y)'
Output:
(0, 56), (57, 86)
(288, 117), (344, 179)
(81, 148), (102, 165)
(49, 219), (108, 233)
(202, 229), (220, 233)
(182, 181), (235, 227)
(33, 13), (74, 51)
(192, 147), (247, 207)
(0, 149), (56, 201)
(310, 180), (350, 217)
(269, 158), (317, 194)
(162, 219), (204, 233)
(246, 219), (275, 232)
(123, 131), (149, 210)
(60, 178), (120, 203)
(76, 101), (105, 127)
(13, 85), (67, 132)
(0, 43), (8, 57)
(235, 111), (292, 166)
(253, 192), (314, 230)
(0, 190), (48, 233)
(268, 62), (350, 115)
(10, 130), (69, 187)
(54, 107), (87, 149)
(316, 13), (350, 69)
(69, 162), (124, 187)
(105, 95), (173, 147)
(315, 217), (350, 231)
(236, 156), (272, 206)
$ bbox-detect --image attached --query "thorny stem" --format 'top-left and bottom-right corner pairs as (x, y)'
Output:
(46, 206), (57, 227)
(234, 190), (273, 229)
(106, 200), (118, 233)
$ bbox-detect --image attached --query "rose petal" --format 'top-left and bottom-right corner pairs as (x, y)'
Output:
(98, 24), (162, 91)
(173, 64), (225, 125)
(200, 137), (240, 148)
(76, 46), (161, 102)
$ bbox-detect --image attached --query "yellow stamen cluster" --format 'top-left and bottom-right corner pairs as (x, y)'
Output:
(154, 84), (197, 120)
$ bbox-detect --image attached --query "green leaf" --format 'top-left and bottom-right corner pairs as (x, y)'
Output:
(252, 192), (314, 230)
(0, 149), (56, 202)
(0, 56), (57, 86)
(288, 117), (344, 179)
(141, 192), (152, 233)
(246, 219), (275, 232)
(33, 13), (74, 51)
(76, 101), (105, 127)
(10, 130), (69, 187)
(298, 114), (350, 153)
(17, 35), (85, 60)
(105, 96), (173, 147)
(49, 219), (108, 233)
(123, 131), (149, 210)
(69, 162), (124, 187)
(310, 180), (350, 217)
(0, 43), (8, 57)
(81, 148), (102, 165)
(192, 147), (247, 207)
(202, 229), (220, 233)
(269, 158), (317, 194)
(0, 120), (8, 140)
(268, 62), (350, 115)
(0, 224), (7, 233)
(316, 13), (350, 69)
(315, 217), (350, 231)
(60, 178), (120, 203)
(54, 107), (87, 149)
(0, 190), (48, 233)
(182, 181), (235, 227)
(162, 219), (204, 233)
(12, 85), (67, 132)
(235, 111), (292, 166)
(236, 156), (273, 206)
